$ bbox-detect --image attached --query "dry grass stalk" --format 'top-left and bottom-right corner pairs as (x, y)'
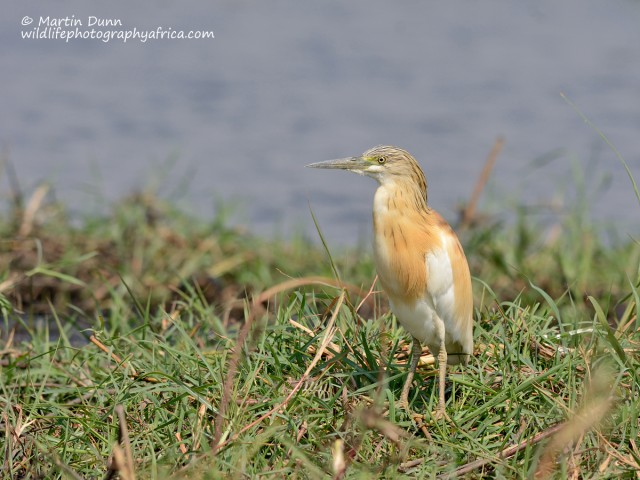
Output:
(18, 184), (49, 237)
(460, 136), (504, 227)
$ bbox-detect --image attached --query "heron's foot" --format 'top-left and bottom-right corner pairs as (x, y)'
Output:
(408, 411), (433, 440)
(432, 403), (451, 423)
(395, 396), (432, 438)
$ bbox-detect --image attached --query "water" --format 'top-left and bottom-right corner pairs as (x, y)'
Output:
(2, 1), (639, 246)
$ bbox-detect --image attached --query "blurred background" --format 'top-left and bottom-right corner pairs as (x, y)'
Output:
(2, 0), (639, 246)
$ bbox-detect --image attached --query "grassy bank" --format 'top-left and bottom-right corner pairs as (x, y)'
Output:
(1, 178), (639, 478)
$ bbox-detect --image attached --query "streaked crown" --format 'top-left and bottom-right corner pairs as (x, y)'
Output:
(363, 145), (426, 184)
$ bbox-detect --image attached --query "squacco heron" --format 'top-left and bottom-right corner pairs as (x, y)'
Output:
(307, 145), (473, 417)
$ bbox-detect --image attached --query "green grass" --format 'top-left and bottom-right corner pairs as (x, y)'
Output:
(1, 171), (639, 478)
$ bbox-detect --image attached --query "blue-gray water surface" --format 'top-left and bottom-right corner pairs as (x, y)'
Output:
(2, 1), (639, 246)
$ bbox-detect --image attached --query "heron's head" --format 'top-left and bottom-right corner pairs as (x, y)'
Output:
(307, 145), (427, 193)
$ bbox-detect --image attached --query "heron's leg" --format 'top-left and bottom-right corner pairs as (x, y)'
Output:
(435, 335), (448, 419)
(399, 338), (422, 409)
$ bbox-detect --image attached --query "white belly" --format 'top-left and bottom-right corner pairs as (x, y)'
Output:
(389, 297), (445, 356)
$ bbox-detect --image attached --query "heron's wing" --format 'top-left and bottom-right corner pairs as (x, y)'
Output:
(425, 217), (473, 362)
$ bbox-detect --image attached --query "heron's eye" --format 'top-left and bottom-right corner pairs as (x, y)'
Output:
(378, 156), (386, 164)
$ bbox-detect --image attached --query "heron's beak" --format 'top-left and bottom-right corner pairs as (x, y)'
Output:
(305, 156), (369, 172)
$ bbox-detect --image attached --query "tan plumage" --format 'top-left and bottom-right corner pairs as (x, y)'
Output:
(307, 145), (473, 416)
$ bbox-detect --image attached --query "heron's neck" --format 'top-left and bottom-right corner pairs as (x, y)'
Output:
(373, 179), (429, 219)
